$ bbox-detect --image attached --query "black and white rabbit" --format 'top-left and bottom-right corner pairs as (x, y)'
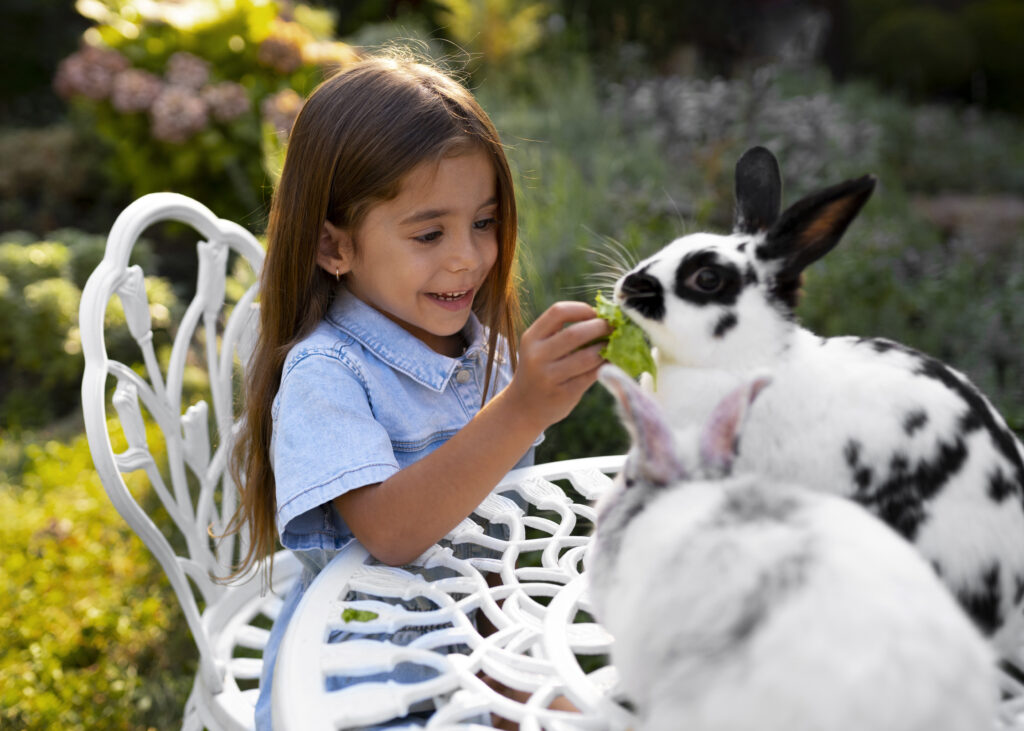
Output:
(612, 146), (1024, 654)
(588, 364), (997, 731)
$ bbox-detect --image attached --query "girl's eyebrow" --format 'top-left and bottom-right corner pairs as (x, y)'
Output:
(399, 197), (498, 225)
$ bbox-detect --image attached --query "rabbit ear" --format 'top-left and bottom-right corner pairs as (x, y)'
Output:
(758, 175), (876, 294)
(598, 364), (686, 487)
(699, 376), (772, 477)
(734, 146), (783, 234)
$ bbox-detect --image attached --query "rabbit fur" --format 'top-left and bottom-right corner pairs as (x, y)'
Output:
(588, 364), (997, 731)
(611, 146), (1024, 655)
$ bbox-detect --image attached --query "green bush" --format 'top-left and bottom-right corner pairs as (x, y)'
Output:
(0, 425), (194, 730)
(962, 0), (1024, 113)
(857, 7), (977, 99)
(55, 0), (357, 225)
(0, 231), (177, 430)
(0, 124), (121, 234)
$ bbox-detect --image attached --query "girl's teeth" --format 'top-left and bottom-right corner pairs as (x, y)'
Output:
(435, 291), (467, 301)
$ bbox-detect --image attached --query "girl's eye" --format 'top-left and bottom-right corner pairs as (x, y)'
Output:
(473, 217), (497, 231)
(415, 230), (442, 244)
(689, 267), (723, 293)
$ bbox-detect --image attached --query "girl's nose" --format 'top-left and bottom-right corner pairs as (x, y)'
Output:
(446, 230), (482, 272)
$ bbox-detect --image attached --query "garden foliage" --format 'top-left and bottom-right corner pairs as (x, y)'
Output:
(0, 229), (179, 430)
(0, 425), (193, 730)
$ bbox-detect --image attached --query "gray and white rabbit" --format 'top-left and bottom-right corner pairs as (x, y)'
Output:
(588, 364), (997, 731)
(611, 146), (1024, 655)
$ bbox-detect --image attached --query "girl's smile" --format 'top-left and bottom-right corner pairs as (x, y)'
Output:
(427, 288), (475, 310)
(324, 148), (499, 357)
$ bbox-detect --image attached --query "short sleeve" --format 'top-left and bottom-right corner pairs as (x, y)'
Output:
(272, 351), (399, 550)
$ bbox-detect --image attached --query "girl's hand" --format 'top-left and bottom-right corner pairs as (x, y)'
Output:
(507, 301), (612, 431)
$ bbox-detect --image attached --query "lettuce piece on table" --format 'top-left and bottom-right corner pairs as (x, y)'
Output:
(594, 292), (656, 381)
(342, 608), (379, 623)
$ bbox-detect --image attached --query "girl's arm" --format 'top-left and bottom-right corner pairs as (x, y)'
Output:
(333, 301), (610, 566)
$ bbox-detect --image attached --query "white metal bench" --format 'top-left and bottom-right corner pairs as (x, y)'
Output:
(80, 193), (1024, 730)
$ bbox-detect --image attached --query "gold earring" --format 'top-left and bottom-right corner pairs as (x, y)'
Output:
(335, 268), (340, 282)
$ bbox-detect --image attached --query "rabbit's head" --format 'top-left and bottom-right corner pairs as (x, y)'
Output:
(614, 146), (876, 368)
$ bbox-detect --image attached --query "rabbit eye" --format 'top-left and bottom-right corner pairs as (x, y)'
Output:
(690, 267), (724, 293)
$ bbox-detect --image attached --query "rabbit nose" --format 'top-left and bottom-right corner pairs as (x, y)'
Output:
(620, 270), (662, 298)
(619, 270), (666, 320)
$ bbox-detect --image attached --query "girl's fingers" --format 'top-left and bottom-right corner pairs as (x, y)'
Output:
(548, 342), (606, 384)
(547, 316), (612, 355)
(528, 301), (603, 340)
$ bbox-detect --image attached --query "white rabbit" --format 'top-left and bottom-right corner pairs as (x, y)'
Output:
(588, 364), (997, 731)
(612, 146), (1024, 655)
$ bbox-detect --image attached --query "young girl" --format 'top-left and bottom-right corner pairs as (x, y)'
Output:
(228, 55), (610, 728)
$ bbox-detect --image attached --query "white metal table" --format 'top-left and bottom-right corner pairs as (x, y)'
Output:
(272, 455), (635, 730)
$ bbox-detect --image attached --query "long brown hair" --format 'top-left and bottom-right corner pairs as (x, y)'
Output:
(225, 55), (522, 582)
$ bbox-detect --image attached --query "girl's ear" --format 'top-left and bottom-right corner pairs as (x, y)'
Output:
(317, 220), (353, 277)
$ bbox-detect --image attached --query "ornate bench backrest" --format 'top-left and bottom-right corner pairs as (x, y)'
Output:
(79, 193), (264, 693)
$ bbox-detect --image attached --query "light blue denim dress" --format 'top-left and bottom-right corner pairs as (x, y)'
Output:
(254, 287), (540, 729)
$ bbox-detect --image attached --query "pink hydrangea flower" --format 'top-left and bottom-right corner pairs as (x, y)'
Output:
(260, 88), (304, 143)
(257, 37), (304, 75)
(111, 69), (164, 113)
(150, 86), (209, 143)
(53, 46), (130, 101)
(165, 51), (211, 90)
(201, 82), (251, 122)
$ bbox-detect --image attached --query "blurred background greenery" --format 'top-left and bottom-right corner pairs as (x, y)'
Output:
(2, 0), (1022, 727)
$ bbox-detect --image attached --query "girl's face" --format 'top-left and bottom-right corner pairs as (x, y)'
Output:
(329, 148), (500, 357)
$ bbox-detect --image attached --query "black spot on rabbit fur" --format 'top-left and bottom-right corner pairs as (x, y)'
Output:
(890, 442), (964, 538)
(957, 563), (1003, 636)
(719, 546), (812, 650)
(914, 356), (1024, 507)
(596, 489), (648, 572)
(843, 440), (874, 491)
(990, 470), (1018, 503)
(902, 409), (929, 436)
(716, 487), (801, 526)
(713, 312), (738, 338)
(845, 435), (972, 543)
(1014, 573), (1024, 605)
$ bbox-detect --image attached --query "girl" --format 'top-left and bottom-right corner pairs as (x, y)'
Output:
(228, 54), (610, 728)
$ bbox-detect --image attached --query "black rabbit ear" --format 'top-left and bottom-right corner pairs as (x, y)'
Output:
(598, 364), (686, 488)
(734, 146), (783, 234)
(757, 174), (876, 302)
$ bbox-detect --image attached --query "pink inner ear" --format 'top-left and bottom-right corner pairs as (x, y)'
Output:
(598, 364), (686, 486)
(700, 377), (772, 475)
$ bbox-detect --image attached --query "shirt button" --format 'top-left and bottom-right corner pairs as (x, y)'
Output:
(455, 369), (472, 384)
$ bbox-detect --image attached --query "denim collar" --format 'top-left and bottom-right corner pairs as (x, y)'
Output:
(325, 286), (488, 393)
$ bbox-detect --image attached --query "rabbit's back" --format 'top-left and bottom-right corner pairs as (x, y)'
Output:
(655, 330), (1024, 648)
(596, 476), (997, 731)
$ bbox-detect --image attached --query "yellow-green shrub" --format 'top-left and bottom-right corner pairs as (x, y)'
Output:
(0, 424), (193, 730)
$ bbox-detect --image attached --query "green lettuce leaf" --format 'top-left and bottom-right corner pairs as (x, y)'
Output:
(342, 608), (379, 623)
(594, 292), (656, 381)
